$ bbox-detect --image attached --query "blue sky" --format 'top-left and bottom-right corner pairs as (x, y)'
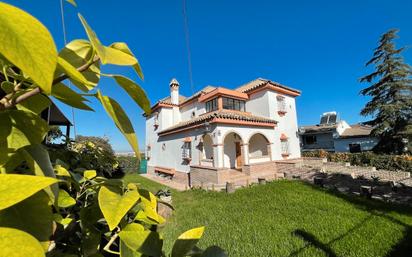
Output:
(6, 0), (412, 152)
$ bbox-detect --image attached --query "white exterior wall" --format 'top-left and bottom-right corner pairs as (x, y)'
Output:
(247, 90), (301, 159)
(146, 85), (302, 173)
(334, 137), (379, 152)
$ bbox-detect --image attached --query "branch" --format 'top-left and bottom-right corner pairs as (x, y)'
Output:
(0, 56), (100, 110)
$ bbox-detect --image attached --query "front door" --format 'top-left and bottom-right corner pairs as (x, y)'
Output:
(235, 142), (242, 168)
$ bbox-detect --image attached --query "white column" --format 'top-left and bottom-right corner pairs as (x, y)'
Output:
(213, 144), (224, 168)
(242, 143), (249, 165)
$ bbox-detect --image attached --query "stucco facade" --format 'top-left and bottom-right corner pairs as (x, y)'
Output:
(145, 78), (301, 185)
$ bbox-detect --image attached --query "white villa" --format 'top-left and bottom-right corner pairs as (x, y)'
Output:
(145, 78), (301, 186)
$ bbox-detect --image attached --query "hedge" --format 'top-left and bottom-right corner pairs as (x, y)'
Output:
(302, 150), (412, 172)
(117, 156), (140, 174)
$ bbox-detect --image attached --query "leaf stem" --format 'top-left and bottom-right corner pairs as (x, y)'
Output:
(0, 55), (100, 110)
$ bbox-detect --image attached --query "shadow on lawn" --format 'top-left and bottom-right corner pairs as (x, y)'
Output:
(289, 182), (412, 257)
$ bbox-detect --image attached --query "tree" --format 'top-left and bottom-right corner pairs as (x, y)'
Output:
(360, 29), (412, 154)
(0, 1), (226, 256)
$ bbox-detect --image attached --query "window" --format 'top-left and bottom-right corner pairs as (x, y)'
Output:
(277, 96), (286, 113)
(304, 135), (317, 145)
(281, 140), (289, 155)
(222, 97), (245, 111)
(206, 98), (218, 112)
(146, 145), (151, 159)
(153, 112), (159, 129)
(182, 142), (192, 159)
(191, 111), (196, 118)
(349, 143), (361, 153)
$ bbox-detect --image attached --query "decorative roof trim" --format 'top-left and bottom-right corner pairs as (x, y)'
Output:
(198, 87), (249, 102)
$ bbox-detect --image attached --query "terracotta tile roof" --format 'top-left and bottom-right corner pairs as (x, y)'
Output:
(235, 78), (301, 94)
(158, 110), (277, 135)
(158, 95), (187, 105)
(339, 124), (373, 138)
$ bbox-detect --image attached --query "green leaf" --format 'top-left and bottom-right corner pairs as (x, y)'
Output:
(16, 94), (51, 114)
(172, 227), (205, 257)
(21, 144), (59, 203)
(110, 42), (144, 80)
(0, 191), (53, 251)
(66, 0), (77, 7)
(1, 81), (14, 93)
(201, 246), (228, 257)
(58, 189), (76, 208)
(84, 170), (97, 179)
(119, 224), (145, 257)
(98, 186), (140, 231)
(0, 110), (49, 152)
(119, 230), (162, 257)
(52, 83), (94, 111)
(56, 56), (93, 89)
(104, 46), (138, 66)
(0, 2), (57, 94)
(0, 227), (45, 257)
(78, 14), (106, 63)
(0, 174), (58, 210)
(112, 75), (151, 115)
(59, 40), (100, 91)
(95, 91), (140, 157)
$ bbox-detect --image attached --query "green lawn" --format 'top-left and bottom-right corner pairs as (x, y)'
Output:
(125, 174), (412, 257)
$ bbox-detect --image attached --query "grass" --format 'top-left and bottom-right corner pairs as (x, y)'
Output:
(124, 174), (412, 257)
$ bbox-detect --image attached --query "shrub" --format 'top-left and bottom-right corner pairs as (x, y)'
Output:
(302, 150), (412, 172)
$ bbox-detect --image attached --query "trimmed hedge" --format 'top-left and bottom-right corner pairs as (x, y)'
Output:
(302, 150), (412, 172)
(117, 156), (140, 174)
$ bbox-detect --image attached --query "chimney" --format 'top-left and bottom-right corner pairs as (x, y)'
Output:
(170, 78), (180, 105)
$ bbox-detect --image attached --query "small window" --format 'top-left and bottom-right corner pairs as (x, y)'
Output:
(153, 112), (159, 129)
(277, 96), (286, 113)
(349, 143), (361, 153)
(162, 143), (166, 151)
(206, 98), (218, 112)
(304, 135), (317, 145)
(191, 111), (196, 118)
(281, 140), (289, 155)
(182, 142), (192, 159)
(146, 145), (151, 159)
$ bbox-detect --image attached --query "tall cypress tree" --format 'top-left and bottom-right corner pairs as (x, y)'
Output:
(360, 29), (412, 154)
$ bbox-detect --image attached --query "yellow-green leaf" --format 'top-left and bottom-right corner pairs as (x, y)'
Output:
(0, 2), (57, 94)
(0, 174), (58, 210)
(59, 40), (100, 91)
(78, 14), (106, 63)
(98, 186), (139, 231)
(110, 42), (144, 80)
(54, 165), (71, 177)
(66, 0), (77, 7)
(104, 46), (138, 66)
(58, 190), (76, 208)
(0, 191), (53, 251)
(52, 83), (94, 111)
(53, 213), (73, 228)
(119, 230), (162, 257)
(112, 75), (151, 115)
(95, 91), (139, 157)
(0, 227), (45, 257)
(0, 110), (49, 152)
(56, 56), (93, 89)
(16, 94), (51, 114)
(21, 144), (59, 203)
(172, 227), (205, 257)
(84, 170), (97, 180)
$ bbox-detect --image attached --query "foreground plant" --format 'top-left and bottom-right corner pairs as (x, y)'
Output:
(0, 1), (225, 256)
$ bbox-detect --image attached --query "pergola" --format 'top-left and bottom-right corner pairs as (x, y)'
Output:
(41, 101), (72, 140)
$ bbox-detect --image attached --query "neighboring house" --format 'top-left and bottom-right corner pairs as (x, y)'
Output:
(145, 78), (301, 185)
(299, 112), (379, 153)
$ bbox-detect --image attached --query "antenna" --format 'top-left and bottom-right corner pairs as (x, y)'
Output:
(59, 0), (77, 138)
(182, 0), (195, 94)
